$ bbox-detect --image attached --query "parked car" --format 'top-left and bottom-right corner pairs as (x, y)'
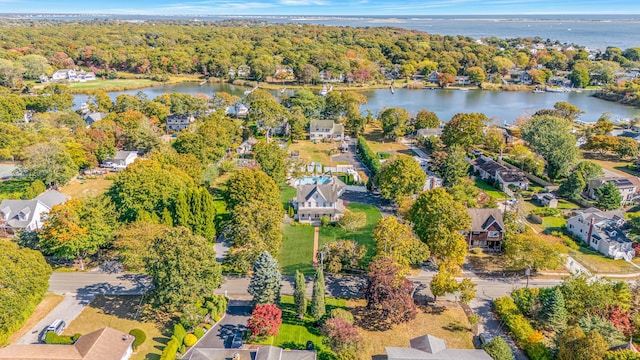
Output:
(230, 330), (243, 349)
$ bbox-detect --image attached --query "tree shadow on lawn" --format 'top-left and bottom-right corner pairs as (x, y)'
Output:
(153, 336), (169, 351)
(442, 321), (470, 333)
(352, 306), (395, 331)
(84, 295), (141, 319)
(279, 302), (323, 337)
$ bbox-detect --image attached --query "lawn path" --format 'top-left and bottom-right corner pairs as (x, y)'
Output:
(313, 226), (319, 266)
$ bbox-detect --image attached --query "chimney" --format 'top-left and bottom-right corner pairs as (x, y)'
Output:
(586, 217), (594, 245)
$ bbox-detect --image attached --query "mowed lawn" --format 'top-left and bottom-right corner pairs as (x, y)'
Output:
(280, 203), (382, 275)
(362, 123), (412, 155)
(63, 295), (168, 360)
(288, 140), (346, 166)
(473, 178), (507, 200)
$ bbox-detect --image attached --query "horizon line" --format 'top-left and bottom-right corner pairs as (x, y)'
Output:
(2, 12), (640, 16)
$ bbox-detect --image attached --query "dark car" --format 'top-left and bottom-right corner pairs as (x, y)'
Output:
(230, 331), (243, 349)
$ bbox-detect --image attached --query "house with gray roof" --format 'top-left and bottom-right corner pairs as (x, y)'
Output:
(532, 192), (558, 208)
(294, 175), (346, 224)
(187, 345), (316, 360)
(471, 156), (529, 196)
(103, 151), (138, 169)
(309, 120), (344, 141)
(386, 334), (491, 360)
(587, 177), (640, 203)
(84, 112), (108, 126)
(465, 208), (505, 250)
(567, 208), (636, 261)
(0, 190), (69, 234)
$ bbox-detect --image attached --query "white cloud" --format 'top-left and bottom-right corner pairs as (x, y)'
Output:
(279, 0), (329, 5)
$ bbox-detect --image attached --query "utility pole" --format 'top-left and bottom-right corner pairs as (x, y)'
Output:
(525, 266), (531, 288)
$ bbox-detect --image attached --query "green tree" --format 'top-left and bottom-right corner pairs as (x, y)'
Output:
(540, 287), (568, 332)
(22, 180), (46, 199)
(414, 109), (440, 129)
(484, 126), (506, 154)
(466, 66), (486, 85)
(375, 155), (426, 202)
(503, 233), (563, 271)
(441, 145), (469, 187)
(483, 337), (514, 360)
(521, 115), (578, 179)
(592, 116), (615, 136)
(114, 221), (168, 271)
(379, 107), (410, 139)
(595, 181), (623, 210)
(248, 251), (281, 305)
(294, 270), (307, 319)
(145, 227), (222, 311)
(17, 54), (50, 79)
(253, 141), (287, 184)
(19, 142), (78, 187)
(409, 188), (471, 266)
(568, 65), (590, 88)
(373, 216), (429, 269)
(225, 168), (281, 211)
(458, 278), (477, 304)
(430, 267), (458, 302)
(310, 267), (326, 321)
(558, 172), (586, 200)
(441, 112), (487, 149)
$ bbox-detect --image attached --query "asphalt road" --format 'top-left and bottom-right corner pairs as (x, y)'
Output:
(182, 302), (252, 359)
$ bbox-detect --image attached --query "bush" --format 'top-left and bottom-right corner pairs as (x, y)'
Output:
(160, 336), (179, 360)
(129, 329), (147, 350)
(470, 247), (483, 255)
(184, 334), (198, 347)
(320, 215), (331, 227)
(338, 211), (367, 231)
(330, 308), (354, 324)
(493, 297), (552, 360)
(468, 313), (479, 325)
(357, 136), (381, 176)
(71, 333), (82, 342)
(528, 214), (543, 224)
(193, 328), (205, 339)
(483, 336), (514, 360)
(173, 324), (187, 345)
(204, 323), (212, 330)
(180, 304), (203, 330)
(44, 332), (74, 345)
(530, 207), (561, 217)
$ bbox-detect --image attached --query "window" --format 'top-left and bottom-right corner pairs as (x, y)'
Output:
(488, 231), (500, 238)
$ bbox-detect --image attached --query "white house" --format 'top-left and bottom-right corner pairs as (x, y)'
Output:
(294, 176), (346, 224)
(566, 208), (636, 261)
(84, 112), (108, 126)
(103, 151), (138, 169)
(165, 114), (194, 132)
(532, 192), (559, 208)
(0, 190), (69, 234)
(51, 69), (76, 81)
(309, 120), (344, 141)
(587, 177), (640, 203)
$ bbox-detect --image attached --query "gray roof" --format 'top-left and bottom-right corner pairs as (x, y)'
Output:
(310, 120), (335, 131)
(296, 176), (346, 204)
(499, 171), (528, 184)
(467, 208), (505, 232)
(0, 190), (69, 229)
(187, 347), (315, 360)
(113, 151), (138, 161)
(472, 157), (505, 176)
(410, 334), (447, 354)
(416, 128), (443, 138)
(84, 112), (107, 124)
(386, 334), (492, 360)
(35, 190), (69, 209)
(188, 349), (256, 360)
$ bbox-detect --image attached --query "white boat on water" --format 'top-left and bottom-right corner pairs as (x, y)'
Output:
(545, 86), (565, 93)
(244, 86), (258, 96)
(533, 88), (545, 93)
(458, 88), (469, 91)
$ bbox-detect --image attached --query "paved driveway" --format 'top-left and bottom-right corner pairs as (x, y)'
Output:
(183, 302), (252, 358)
(340, 191), (394, 217)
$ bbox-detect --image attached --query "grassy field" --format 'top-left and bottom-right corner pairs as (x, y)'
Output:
(288, 140), (346, 166)
(61, 74), (200, 94)
(569, 246), (640, 274)
(254, 295), (346, 357)
(357, 302), (475, 359)
(280, 203), (382, 275)
(8, 293), (64, 344)
(581, 152), (634, 177)
(60, 175), (113, 199)
(473, 178), (508, 200)
(0, 179), (32, 200)
(64, 295), (168, 360)
(280, 184), (297, 210)
(467, 252), (510, 272)
(362, 123), (412, 155)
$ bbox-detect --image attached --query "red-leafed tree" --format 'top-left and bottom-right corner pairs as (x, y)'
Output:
(247, 304), (282, 340)
(322, 317), (363, 358)
(605, 305), (633, 336)
(362, 256), (416, 329)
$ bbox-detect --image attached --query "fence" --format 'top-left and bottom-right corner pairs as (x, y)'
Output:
(498, 159), (557, 190)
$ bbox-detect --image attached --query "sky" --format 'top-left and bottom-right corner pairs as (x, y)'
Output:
(0, 0), (639, 16)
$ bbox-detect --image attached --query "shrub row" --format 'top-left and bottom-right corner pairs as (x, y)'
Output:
(356, 136), (380, 176)
(44, 332), (80, 345)
(493, 297), (553, 360)
(205, 295), (228, 322)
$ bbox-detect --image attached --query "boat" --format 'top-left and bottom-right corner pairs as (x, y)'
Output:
(390, 85), (395, 94)
(319, 84), (329, 97)
(458, 88), (469, 91)
(280, 87), (286, 94)
(533, 88), (545, 93)
(545, 86), (565, 93)
(244, 86), (258, 96)
(199, 79), (207, 86)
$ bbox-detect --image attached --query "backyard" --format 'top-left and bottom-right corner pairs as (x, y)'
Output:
(63, 295), (168, 360)
(473, 178), (507, 200)
(362, 124), (412, 156)
(288, 140), (347, 166)
(280, 203), (382, 275)
(59, 175), (114, 199)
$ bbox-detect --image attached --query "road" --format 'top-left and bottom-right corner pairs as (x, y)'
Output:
(16, 272), (151, 345)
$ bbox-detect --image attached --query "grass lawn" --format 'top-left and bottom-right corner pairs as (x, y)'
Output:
(541, 216), (567, 233)
(280, 203), (382, 275)
(288, 140), (346, 166)
(8, 293), (64, 344)
(0, 179), (33, 201)
(64, 295), (168, 360)
(580, 152), (634, 177)
(467, 252), (510, 272)
(362, 124), (412, 155)
(568, 245), (640, 274)
(280, 184), (296, 210)
(356, 302), (475, 359)
(473, 178), (507, 200)
(253, 295), (346, 357)
(63, 74), (200, 94)
(60, 175), (113, 199)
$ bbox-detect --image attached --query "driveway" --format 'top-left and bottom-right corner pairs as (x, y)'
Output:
(183, 301), (252, 358)
(340, 191), (394, 217)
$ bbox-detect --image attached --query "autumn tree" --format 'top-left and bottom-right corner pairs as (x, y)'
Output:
(338, 211), (367, 232)
(430, 266), (458, 302)
(321, 240), (366, 273)
(503, 232), (563, 271)
(294, 270), (307, 319)
(253, 141), (287, 184)
(113, 221), (168, 271)
(373, 216), (429, 269)
(247, 304), (282, 340)
(441, 112), (488, 149)
(379, 107), (410, 139)
(375, 155), (426, 202)
(145, 227), (222, 311)
(362, 256), (417, 328)
(248, 251), (281, 305)
(19, 142), (78, 187)
(558, 326), (609, 360)
(409, 188), (470, 267)
(414, 109), (440, 129)
(322, 318), (363, 359)
(224, 168), (281, 211)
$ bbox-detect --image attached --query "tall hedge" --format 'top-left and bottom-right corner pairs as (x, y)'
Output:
(356, 136), (381, 176)
(493, 297), (553, 360)
(0, 241), (52, 345)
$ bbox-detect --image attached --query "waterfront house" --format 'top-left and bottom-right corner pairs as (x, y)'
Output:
(587, 177), (640, 203)
(455, 75), (471, 85)
(566, 208), (636, 261)
(464, 208), (505, 250)
(386, 334), (491, 360)
(103, 151), (138, 169)
(426, 71), (441, 83)
(309, 120), (344, 141)
(0, 190), (69, 234)
(532, 192), (559, 208)
(51, 69), (76, 81)
(0, 327), (134, 360)
(294, 176), (346, 224)
(165, 114), (194, 132)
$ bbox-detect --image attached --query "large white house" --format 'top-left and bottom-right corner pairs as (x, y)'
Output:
(309, 120), (344, 141)
(566, 208), (636, 261)
(0, 190), (69, 234)
(294, 176), (346, 224)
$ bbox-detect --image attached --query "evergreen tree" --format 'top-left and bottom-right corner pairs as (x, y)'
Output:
(200, 188), (216, 240)
(294, 270), (307, 319)
(188, 188), (203, 235)
(173, 191), (191, 227)
(595, 181), (623, 210)
(160, 208), (173, 227)
(247, 251), (281, 305)
(483, 336), (514, 360)
(310, 267), (326, 321)
(541, 287), (568, 332)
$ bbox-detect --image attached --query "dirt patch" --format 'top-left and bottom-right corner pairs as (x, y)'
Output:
(60, 175), (113, 199)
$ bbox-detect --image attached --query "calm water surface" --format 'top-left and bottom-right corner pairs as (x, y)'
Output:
(74, 82), (640, 125)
